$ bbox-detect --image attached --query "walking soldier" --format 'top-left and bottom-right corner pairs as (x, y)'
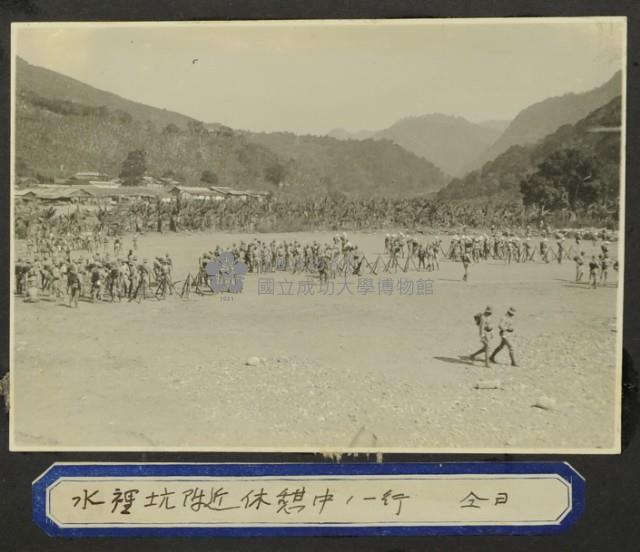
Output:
(490, 307), (518, 366)
(469, 306), (493, 367)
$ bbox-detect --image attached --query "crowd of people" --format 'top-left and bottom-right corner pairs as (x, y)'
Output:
(14, 232), (372, 306)
(14, 208), (621, 381)
(13, 192), (620, 311)
(14, 225), (618, 310)
(16, 235), (174, 307)
(380, 226), (617, 287)
(194, 232), (363, 284)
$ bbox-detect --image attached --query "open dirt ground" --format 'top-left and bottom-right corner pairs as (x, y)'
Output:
(11, 230), (620, 451)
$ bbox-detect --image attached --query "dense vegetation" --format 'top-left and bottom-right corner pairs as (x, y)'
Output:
(14, 196), (526, 239)
(470, 71), (621, 170)
(14, 57), (621, 228)
(15, 57), (447, 198)
(438, 97), (621, 227)
(246, 131), (447, 197)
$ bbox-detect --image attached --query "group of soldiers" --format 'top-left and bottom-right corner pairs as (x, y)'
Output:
(26, 229), (139, 258)
(468, 305), (518, 368)
(15, 231), (371, 307)
(448, 230), (580, 265)
(574, 242), (616, 289)
(15, 244), (174, 308)
(195, 233), (364, 287)
(384, 233), (442, 272)
(16, 222), (618, 314)
(462, 228), (617, 367)
(379, 228), (618, 286)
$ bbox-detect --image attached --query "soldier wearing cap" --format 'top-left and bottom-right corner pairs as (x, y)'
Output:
(574, 251), (585, 282)
(90, 262), (102, 302)
(317, 252), (329, 283)
(417, 244), (427, 270)
(522, 237), (532, 262)
(599, 253), (610, 286)
(490, 307), (518, 366)
(469, 306), (493, 367)
(67, 266), (82, 308)
(15, 257), (25, 295)
(588, 255), (599, 289)
(431, 238), (440, 271)
(462, 250), (471, 281)
(556, 235), (565, 264)
(540, 238), (550, 263)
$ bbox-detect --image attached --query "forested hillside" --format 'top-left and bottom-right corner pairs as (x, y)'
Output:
(15, 57), (448, 198)
(438, 97), (622, 211)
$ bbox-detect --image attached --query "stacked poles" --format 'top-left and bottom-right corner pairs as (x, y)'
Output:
(173, 243), (582, 300)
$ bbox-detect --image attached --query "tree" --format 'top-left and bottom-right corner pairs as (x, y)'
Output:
(119, 150), (147, 186)
(15, 156), (33, 177)
(94, 106), (109, 118)
(200, 170), (218, 184)
(263, 162), (286, 186)
(162, 123), (180, 135)
(161, 170), (185, 182)
(114, 109), (133, 124)
(187, 120), (207, 135)
(520, 172), (565, 211)
(520, 149), (599, 211)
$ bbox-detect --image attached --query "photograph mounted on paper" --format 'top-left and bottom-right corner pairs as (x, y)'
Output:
(9, 18), (626, 452)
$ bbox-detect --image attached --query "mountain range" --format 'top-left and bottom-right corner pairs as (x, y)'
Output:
(328, 114), (504, 177)
(468, 71), (622, 171)
(242, 130), (446, 197)
(15, 57), (196, 130)
(327, 72), (621, 179)
(437, 96), (622, 203)
(14, 56), (622, 203)
(15, 57), (446, 198)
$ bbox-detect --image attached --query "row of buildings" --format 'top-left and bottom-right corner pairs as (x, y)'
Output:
(15, 172), (272, 204)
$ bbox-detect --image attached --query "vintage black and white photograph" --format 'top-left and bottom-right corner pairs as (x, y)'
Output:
(9, 18), (625, 452)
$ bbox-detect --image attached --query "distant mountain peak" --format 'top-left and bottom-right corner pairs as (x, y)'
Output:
(326, 128), (375, 140)
(328, 112), (504, 177)
(466, 71), (622, 173)
(438, 95), (622, 203)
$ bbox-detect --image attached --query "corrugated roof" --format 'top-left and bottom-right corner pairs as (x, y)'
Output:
(15, 185), (169, 200)
(208, 186), (269, 197)
(171, 186), (225, 197)
(32, 188), (79, 200)
(208, 186), (233, 194)
(85, 186), (166, 198)
(15, 189), (38, 197)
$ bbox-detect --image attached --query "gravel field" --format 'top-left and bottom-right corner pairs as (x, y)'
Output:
(11, 230), (621, 452)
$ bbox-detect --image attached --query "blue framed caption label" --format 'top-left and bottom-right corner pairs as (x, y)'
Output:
(33, 462), (584, 537)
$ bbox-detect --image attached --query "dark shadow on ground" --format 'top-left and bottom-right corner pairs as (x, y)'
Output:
(433, 356), (473, 366)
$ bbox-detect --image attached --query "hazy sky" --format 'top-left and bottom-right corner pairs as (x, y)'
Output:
(14, 19), (625, 135)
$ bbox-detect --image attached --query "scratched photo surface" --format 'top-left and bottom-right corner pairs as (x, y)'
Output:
(9, 19), (626, 452)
